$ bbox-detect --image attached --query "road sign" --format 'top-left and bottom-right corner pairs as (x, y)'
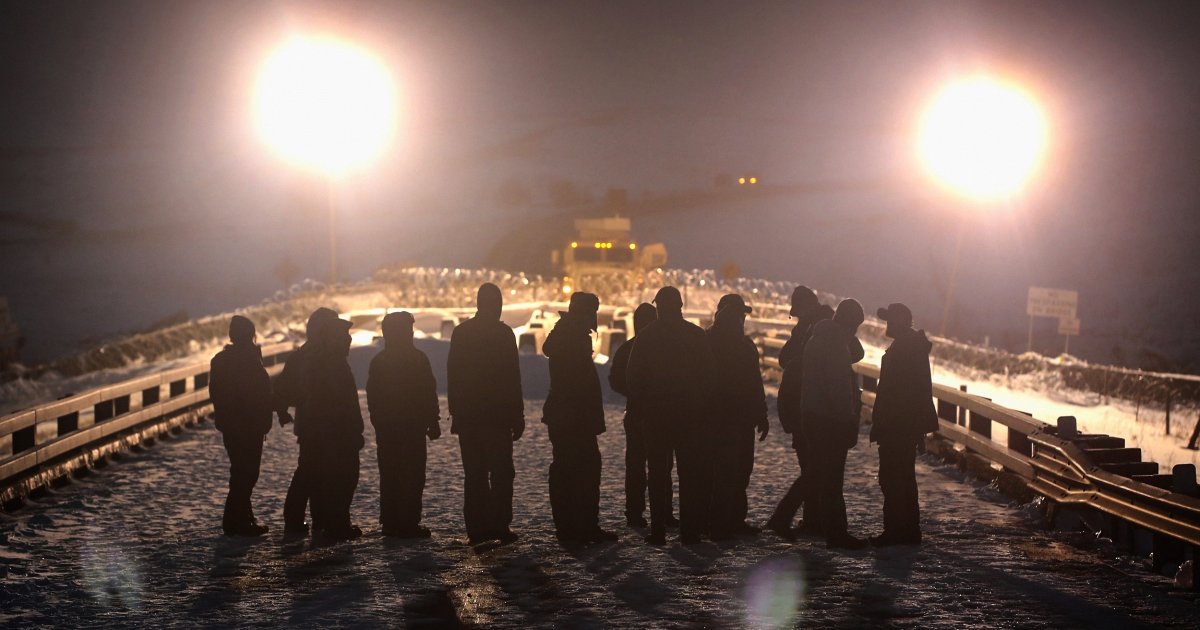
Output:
(1057, 316), (1081, 336)
(1027, 287), (1078, 319)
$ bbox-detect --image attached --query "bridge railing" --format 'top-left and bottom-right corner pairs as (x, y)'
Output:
(753, 325), (1200, 584)
(0, 342), (295, 501)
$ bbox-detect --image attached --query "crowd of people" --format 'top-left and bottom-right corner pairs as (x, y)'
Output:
(207, 282), (937, 550)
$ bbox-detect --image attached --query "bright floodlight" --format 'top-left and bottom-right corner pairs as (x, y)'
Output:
(255, 37), (397, 175)
(918, 77), (1046, 201)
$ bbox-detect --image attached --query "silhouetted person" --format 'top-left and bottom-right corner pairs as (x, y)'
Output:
(367, 311), (441, 538)
(274, 307), (341, 534)
(543, 292), (616, 546)
(209, 315), (273, 537)
(447, 283), (524, 546)
(767, 287), (832, 541)
(609, 303), (678, 528)
(304, 313), (364, 541)
(802, 298), (868, 549)
(706, 294), (769, 540)
(869, 303), (937, 546)
(627, 286), (717, 545)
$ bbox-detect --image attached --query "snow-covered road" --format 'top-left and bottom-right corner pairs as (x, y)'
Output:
(2, 342), (1197, 628)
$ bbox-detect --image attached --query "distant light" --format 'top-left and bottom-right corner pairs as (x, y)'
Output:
(629, 243), (637, 250)
(562, 284), (572, 294)
(918, 77), (1046, 200)
(255, 36), (397, 175)
(749, 176), (758, 184)
(571, 241), (578, 249)
(738, 177), (746, 185)
(594, 242), (601, 249)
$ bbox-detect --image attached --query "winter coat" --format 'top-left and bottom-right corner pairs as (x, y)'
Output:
(542, 314), (605, 436)
(608, 336), (635, 405)
(209, 342), (273, 437)
(800, 319), (863, 450)
(706, 321), (768, 430)
(625, 315), (717, 428)
(301, 348), (364, 452)
(366, 343), (440, 443)
(446, 315), (524, 435)
(776, 313), (824, 435)
(869, 328), (938, 444)
(272, 342), (311, 432)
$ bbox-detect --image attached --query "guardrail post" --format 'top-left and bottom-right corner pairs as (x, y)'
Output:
(1173, 464), (1198, 497)
(958, 385), (967, 426)
(969, 408), (992, 440)
(1164, 390), (1172, 436)
(1008, 411), (1034, 457)
(1057, 416), (1078, 440)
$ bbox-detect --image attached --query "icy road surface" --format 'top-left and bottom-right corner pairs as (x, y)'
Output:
(2, 342), (1197, 628)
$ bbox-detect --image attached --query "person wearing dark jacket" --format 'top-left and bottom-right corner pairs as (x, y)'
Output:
(209, 316), (274, 536)
(304, 313), (364, 541)
(802, 298), (868, 549)
(274, 307), (342, 534)
(869, 303), (938, 546)
(543, 292), (616, 546)
(767, 287), (831, 540)
(367, 311), (441, 538)
(447, 283), (525, 546)
(609, 303), (677, 528)
(627, 286), (717, 545)
(706, 294), (769, 540)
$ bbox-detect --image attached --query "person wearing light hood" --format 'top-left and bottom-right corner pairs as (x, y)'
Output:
(209, 315), (274, 537)
(543, 292), (616, 546)
(869, 303), (938, 546)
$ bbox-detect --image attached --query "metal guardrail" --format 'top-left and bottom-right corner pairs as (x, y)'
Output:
(752, 323), (1199, 583)
(0, 342), (295, 503)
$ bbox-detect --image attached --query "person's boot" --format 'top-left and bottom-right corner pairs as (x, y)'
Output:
(733, 522), (761, 536)
(627, 514), (649, 528)
(495, 529), (520, 545)
(225, 522), (269, 537)
(589, 527), (619, 543)
(284, 522), (310, 536)
(765, 519), (797, 542)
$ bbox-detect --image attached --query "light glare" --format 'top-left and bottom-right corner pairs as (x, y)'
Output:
(918, 77), (1046, 201)
(256, 37), (397, 175)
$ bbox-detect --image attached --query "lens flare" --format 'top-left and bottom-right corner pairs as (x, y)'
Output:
(744, 557), (805, 629)
(255, 36), (397, 175)
(918, 77), (1046, 201)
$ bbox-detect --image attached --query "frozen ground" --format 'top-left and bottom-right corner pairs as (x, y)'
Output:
(2, 341), (1197, 628)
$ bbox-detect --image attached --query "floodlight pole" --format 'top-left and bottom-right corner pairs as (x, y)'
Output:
(938, 217), (967, 338)
(328, 175), (338, 286)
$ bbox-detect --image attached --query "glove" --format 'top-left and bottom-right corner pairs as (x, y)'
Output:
(427, 422), (442, 441)
(756, 419), (770, 442)
(512, 418), (525, 442)
(277, 410), (294, 427)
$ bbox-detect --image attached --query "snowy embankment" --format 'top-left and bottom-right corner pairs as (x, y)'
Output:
(2, 338), (1197, 628)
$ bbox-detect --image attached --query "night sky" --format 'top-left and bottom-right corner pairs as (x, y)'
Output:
(2, 0), (1199, 368)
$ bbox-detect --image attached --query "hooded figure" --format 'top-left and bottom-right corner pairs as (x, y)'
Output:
(626, 286), (718, 544)
(303, 312), (364, 541)
(869, 303), (937, 546)
(542, 292), (615, 545)
(705, 294), (768, 540)
(209, 315), (273, 536)
(367, 311), (441, 538)
(275, 307), (342, 534)
(609, 303), (677, 528)
(447, 283), (524, 545)
(768, 293), (834, 541)
(801, 298), (868, 549)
